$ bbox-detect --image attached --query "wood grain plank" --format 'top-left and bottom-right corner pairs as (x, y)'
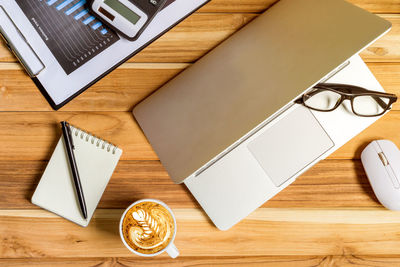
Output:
(199, 0), (277, 13)
(200, 0), (400, 13)
(1, 0), (396, 65)
(3, 207), (400, 225)
(330, 111), (400, 159)
(4, 255), (400, 267)
(0, 160), (379, 210)
(0, 111), (155, 161)
(362, 15), (400, 63)
(2, 208), (400, 257)
(0, 62), (399, 112)
(0, 14), (398, 64)
(0, 256), (322, 267)
(0, 13), (257, 64)
(0, 111), (398, 161)
(340, 0), (400, 14)
(0, 63), (187, 112)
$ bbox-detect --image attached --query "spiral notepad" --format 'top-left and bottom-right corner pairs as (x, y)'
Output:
(32, 125), (123, 227)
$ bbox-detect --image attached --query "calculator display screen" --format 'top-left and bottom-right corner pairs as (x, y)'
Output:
(104, 0), (141, 25)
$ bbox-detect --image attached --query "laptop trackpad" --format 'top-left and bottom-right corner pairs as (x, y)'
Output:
(248, 106), (334, 187)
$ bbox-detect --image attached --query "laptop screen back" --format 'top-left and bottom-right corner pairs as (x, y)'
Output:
(133, 0), (391, 183)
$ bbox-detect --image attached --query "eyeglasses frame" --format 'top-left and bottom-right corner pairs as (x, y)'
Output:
(295, 83), (398, 117)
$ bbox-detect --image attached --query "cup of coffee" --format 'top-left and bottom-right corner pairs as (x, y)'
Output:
(119, 199), (179, 258)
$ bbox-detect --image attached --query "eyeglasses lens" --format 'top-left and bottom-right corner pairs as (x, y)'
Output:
(352, 95), (390, 116)
(303, 89), (341, 111)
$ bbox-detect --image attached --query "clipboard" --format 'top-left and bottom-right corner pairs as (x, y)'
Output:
(0, 0), (210, 110)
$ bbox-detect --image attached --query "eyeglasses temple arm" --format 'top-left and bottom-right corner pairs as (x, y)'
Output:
(294, 98), (303, 104)
(372, 96), (389, 109)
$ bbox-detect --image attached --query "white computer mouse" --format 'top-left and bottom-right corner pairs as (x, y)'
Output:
(361, 140), (400, 210)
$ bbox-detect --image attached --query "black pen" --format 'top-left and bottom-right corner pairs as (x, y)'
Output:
(61, 121), (88, 220)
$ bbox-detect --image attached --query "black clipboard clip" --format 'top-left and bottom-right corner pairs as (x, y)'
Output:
(0, 5), (45, 78)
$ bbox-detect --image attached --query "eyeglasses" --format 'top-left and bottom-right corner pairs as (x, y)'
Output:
(295, 83), (397, 117)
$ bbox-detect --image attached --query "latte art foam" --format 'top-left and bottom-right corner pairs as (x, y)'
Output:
(122, 202), (175, 254)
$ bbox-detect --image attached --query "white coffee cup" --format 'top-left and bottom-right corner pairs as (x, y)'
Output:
(119, 199), (179, 258)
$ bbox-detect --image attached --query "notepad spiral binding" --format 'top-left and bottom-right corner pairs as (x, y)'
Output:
(71, 126), (119, 154)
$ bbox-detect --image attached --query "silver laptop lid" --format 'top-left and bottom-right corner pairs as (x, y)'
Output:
(133, 0), (391, 184)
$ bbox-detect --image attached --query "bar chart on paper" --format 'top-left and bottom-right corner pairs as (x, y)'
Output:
(16, 0), (120, 75)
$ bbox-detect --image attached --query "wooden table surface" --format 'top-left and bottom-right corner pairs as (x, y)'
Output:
(1, 0), (400, 266)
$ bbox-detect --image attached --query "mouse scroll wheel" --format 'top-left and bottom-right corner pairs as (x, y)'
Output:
(378, 152), (389, 166)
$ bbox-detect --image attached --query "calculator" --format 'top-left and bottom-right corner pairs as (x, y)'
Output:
(89, 0), (168, 41)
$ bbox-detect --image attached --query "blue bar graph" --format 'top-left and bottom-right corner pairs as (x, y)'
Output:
(82, 16), (95, 25)
(47, 0), (58, 6)
(56, 0), (74, 10)
(91, 22), (102, 30)
(15, 0), (120, 75)
(65, 0), (86, 15)
(74, 9), (88, 20)
(44, 0), (111, 37)
(49, 0), (109, 36)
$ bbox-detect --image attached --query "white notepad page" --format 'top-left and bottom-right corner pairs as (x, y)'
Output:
(32, 125), (123, 227)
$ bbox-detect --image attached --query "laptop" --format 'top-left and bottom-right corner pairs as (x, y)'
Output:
(133, 0), (392, 230)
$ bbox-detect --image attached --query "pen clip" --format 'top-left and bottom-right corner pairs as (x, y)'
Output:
(65, 122), (75, 150)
